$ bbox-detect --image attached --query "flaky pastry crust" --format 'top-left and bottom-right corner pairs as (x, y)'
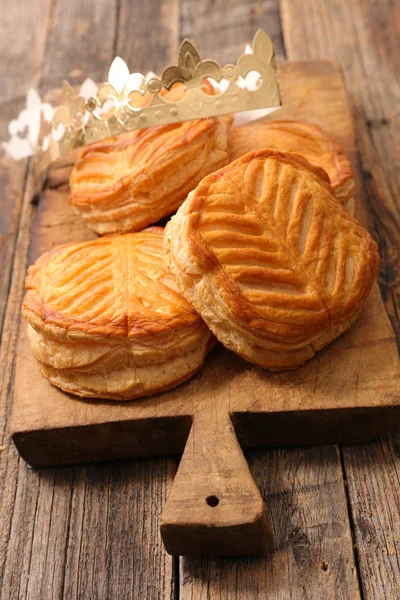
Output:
(69, 115), (232, 235)
(164, 150), (379, 370)
(22, 228), (214, 400)
(229, 120), (355, 204)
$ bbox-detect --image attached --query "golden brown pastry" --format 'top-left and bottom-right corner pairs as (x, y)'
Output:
(69, 115), (232, 235)
(22, 228), (214, 400)
(164, 150), (379, 370)
(229, 120), (354, 204)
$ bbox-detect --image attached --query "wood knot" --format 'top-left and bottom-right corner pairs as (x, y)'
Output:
(289, 527), (307, 545)
(320, 559), (329, 571)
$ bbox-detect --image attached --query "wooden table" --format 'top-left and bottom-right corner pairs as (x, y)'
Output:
(0, 1), (399, 598)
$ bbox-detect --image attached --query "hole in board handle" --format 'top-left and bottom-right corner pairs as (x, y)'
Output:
(206, 495), (220, 507)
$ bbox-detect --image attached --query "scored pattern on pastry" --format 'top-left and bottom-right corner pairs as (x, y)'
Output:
(28, 230), (198, 337)
(23, 228), (215, 400)
(165, 150), (379, 369)
(69, 115), (231, 235)
(228, 120), (354, 204)
(196, 155), (367, 328)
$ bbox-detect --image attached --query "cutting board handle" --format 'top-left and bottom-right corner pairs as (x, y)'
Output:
(160, 409), (274, 556)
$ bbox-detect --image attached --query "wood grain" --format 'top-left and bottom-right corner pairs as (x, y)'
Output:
(39, 0), (118, 89)
(342, 434), (400, 600)
(0, 0), (52, 103)
(0, 0), (52, 339)
(181, 445), (360, 600)
(116, 0), (181, 73)
(0, 457), (174, 600)
(0, 1), (179, 598)
(281, 1), (400, 598)
(181, 0), (285, 62)
(161, 408), (274, 557)
(0, 3), (54, 593)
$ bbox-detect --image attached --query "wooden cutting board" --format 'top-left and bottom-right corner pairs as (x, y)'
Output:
(11, 61), (400, 557)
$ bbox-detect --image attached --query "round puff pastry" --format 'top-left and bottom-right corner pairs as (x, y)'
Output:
(229, 120), (354, 204)
(164, 150), (379, 370)
(69, 115), (232, 235)
(22, 228), (214, 400)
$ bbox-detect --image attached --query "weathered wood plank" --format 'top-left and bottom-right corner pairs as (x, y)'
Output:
(116, 0), (181, 72)
(0, 0), (52, 102)
(178, 2), (360, 597)
(62, 460), (175, 600)
(281, 1), (400, 598)
(181, 446), (360, 600)
(0, 1), (178, 599)
(0, 3), (54, 589)
(181, 0), (285, 62)
(343, 434), (400, 599)
(0, 0), (52, 338)
(0, 456), (175, 600)
(39, 0), (118, 88)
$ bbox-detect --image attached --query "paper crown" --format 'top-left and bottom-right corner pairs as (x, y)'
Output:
(4, 29), (280, 179)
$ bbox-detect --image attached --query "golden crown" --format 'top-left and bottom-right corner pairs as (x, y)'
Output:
(4, 29), (280, 179)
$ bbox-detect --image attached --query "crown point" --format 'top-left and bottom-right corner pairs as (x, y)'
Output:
(108, 57), (130, 93)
